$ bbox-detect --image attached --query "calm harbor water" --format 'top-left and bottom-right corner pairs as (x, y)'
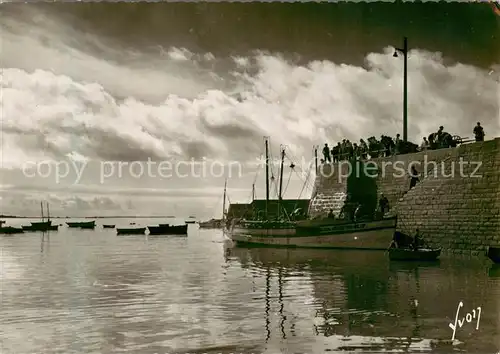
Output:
(1, 218), (499, 354)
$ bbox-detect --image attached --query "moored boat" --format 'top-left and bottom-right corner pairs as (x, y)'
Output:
(229, 139), (303, 244)
(22, 224), (59, 232)
(116, 227), (146, 235)
(388, 247), (441, 261)
(200, 180), (229, 230)
(103, 224), (115, 228)
(67, 221), (96, 229)
(0, 226), (24, 234)
(486, 246), (500, 264)
(199, 218), (224, 229)
(232, 216), (397, 249)
(148, 224), (188, 235)
(185, 220), (196, 224)
(22, 202), (57, 232)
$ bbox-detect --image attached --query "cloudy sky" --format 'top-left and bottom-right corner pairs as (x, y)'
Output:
(1, 1), (499, 217)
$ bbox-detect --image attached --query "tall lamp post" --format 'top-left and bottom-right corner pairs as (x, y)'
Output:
(393, 36), (408, 142)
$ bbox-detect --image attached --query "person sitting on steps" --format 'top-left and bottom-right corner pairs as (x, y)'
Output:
(409, 165), (420, 190)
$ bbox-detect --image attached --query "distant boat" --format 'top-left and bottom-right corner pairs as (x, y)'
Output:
(199, 218), (223, 229)
(67, 221), (96, 229)
(487, 246), (500, 264)
(188, 216), (196, 218)
(148, 224), (188, 235)
(103, 224), (115, 229)
(22, 202), (57, 232)
(0, 226), (24, 234)
(388, 247), (441, 261)
(23, 224), (58, 231)
(116, 227), (146, 235)
(30, 220), (52, 227)
(185, 220), (196, 224)
(200, 179), (228, 230)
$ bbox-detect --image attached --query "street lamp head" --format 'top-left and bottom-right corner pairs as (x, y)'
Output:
(393, 51), (398, 58)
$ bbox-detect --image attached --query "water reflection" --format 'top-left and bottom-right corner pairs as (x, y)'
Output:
(1, 227), (498, 354)
(226, 245), (499, 353)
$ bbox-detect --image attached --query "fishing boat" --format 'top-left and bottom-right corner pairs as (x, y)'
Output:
(116, 227), (146, 235)
(229, 139), (299, 244)
(102, 224), (115, 228)
(22, 202), (58, 232)
(147, 224), (188, 235)
(185, 220), (196, 224)
(486, 246), (500, 264)
(230, 140), (397, 249)
(67, 220), (95, 229)
(0, 226), (24, 234)
(388, 247), (441, 261)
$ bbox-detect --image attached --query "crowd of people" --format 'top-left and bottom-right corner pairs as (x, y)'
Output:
(320, 122), (486, 164)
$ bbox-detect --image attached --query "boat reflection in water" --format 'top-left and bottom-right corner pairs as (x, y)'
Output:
(224, 243), (499, 353)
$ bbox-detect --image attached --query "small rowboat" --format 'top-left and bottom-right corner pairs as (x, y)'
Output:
(116, 227), (146, 235)
(388, 247), (441, 261)
(103, 224), (115, 229)
(486, 247), (500, 264)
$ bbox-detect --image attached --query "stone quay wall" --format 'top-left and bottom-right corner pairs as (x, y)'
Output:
(308, 138), (500, 254)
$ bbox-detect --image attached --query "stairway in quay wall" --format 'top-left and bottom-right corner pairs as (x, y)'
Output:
(308, 138), (500, 254)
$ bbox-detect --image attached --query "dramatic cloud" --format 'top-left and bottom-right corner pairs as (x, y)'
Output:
(1, 3), (498, 216)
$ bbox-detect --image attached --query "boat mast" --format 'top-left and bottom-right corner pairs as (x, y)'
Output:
(46, 202), (50, 222)
(222, 179), (227, 222)
(265, 137), (270, 220)
(40, 201), (44, 222)
(277, 147), (285, 220)
(252, 183), (255, 202)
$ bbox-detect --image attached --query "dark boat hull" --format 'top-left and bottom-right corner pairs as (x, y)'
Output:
(0, 226), (24, 234)
(22, 224), (58, 232)
(230, 217), (396, 250)
(67, 221), (96, 229)
(388, 248), (441, 261)
(116, 227), (146, 235)
(31, 220), (52, 227)
(103, 225), (115, 228)
(148, 224), (188, 235)
(486, 247), (500, 264)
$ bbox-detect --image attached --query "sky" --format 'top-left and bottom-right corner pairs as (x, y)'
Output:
(0, 1), (499, 217)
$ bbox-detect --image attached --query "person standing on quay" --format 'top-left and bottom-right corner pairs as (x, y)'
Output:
(420, 137), (430, 151)
(322, 143), (331, 163)
(473, 122), (485, 142)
